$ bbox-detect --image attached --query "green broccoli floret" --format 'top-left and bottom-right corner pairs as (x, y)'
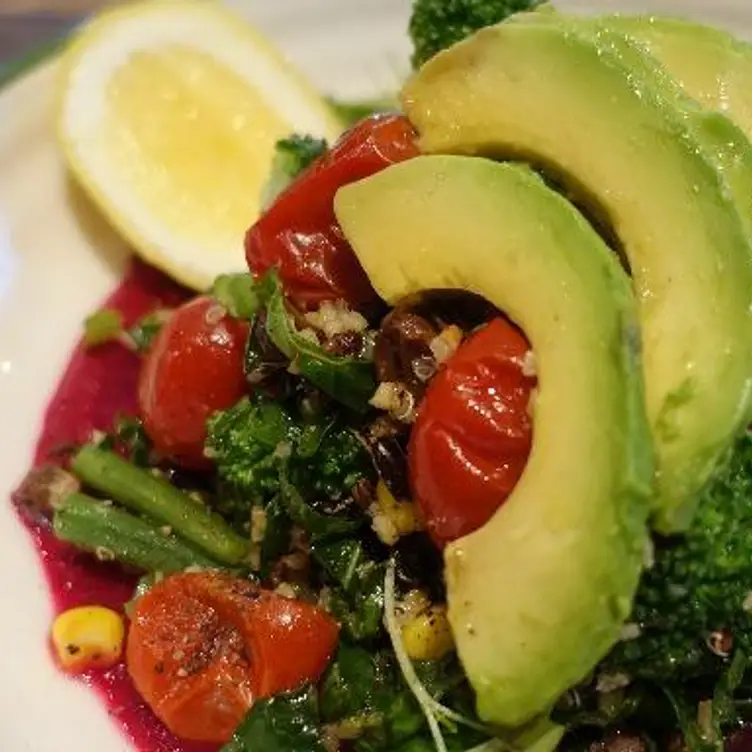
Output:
(260, 134), (328, 210)
(207, 395), (297, 507)
(605, 431), (752, 683)
(410, 0), (544, 68)
(206, 395), (371, 530)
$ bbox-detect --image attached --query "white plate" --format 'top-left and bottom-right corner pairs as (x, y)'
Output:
(0, 1), (750, 750)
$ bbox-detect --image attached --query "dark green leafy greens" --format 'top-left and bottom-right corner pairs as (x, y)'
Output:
(320, 647), (487, 751)
(221, 686), (327, 752)
(314, 538), (385, 642)
(264, 274), (376, 411)
(206, 393), (371, 547)
(279, 467), (363, 540)
(661, 653), (748, 752)
(260, 134), (328, 210)
(410, 0), (544, 67)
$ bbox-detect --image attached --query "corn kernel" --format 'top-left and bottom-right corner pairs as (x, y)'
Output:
(370, 481), (423, 546)
(51, 606), (125, 673)
(401, 605), (455, 662)
(396, 589), (432, 627)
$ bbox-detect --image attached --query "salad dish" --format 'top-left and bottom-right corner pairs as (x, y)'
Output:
(11, 1), (752, 750)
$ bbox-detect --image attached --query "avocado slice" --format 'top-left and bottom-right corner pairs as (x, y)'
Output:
(606, 16), (752, 139)
(510, 11), (752, 238)
(402, 22), (752, 533)
(335, 155), (653, 728)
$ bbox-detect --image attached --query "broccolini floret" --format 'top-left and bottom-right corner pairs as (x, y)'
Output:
(206, 394), (371, 530)
(410, 0), (544, 68)
(260, 134), (328, 209)
(605, 431), (752, 683)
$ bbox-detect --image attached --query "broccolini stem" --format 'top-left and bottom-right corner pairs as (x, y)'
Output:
(72, 445), (249, 565)
(54, 492), (223, 573)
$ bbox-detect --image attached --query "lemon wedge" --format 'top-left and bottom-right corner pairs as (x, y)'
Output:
(58, 0), (344, 290)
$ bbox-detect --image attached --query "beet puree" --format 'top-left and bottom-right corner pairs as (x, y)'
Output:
(13, 260), (217, 752)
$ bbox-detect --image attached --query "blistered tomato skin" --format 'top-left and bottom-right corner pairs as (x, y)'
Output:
(139, 296), (249, 469)
(409, 319), (535, 549)
(245, 114), (420, 311)
(127, 571), (339, 744)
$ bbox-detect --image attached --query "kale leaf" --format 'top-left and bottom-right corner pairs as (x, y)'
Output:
(264, 273), (376, 412)
(222, 686), (327, 752)
(314, 538), (385, 642)
(206, 394), (371, 538)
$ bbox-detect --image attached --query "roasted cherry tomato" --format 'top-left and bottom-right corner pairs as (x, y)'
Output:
(245, 114), (420, 311)
(409, 319), (535, 548)
(139, 296), (249, 469)
(127, 571), (339, 744)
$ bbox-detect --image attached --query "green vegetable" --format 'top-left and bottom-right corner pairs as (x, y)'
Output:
(293, 422), (370, 501)
(265, 274), (376, 411)
(320, 647), (487, 751)
(53, 492), (221, 572)
(83, 309), (123, 346)
(410, 0), (544, 67)
(206, 394), (371, 536)
(279, 467), (362, 541)
(127, 310), (168, 352)
(606, 432), (752, 683)
(103, 416), (152, 466)
(212, 273), (263, 320)
(260, 134), (328, 210)
(71, 445), (249, 565)
(221, 685), (327, 752)
(207, 395), (297, 518)
(257, 495), (292, 574)
(313, 538), (385, 641)
(83, 308), (168, 352)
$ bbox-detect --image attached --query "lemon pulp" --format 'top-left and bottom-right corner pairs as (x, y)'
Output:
(106, 45), (288, 246)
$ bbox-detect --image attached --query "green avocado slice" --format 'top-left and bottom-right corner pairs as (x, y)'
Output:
(510, 11), (752, 238)
(605, 15), (752, 140)
(335, 155), (653, 728)
(403, 21), (752, 533)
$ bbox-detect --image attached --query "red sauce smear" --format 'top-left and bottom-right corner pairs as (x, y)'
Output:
(12, 260), (217, 752)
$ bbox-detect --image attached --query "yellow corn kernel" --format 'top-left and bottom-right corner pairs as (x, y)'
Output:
(371, 481), (423, 546)
(396, 589), (432, 627)
(51, 606), (125, 673)
(401, 605), (455, 662)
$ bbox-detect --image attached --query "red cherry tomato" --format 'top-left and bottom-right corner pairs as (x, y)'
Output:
(139, 296), (249, 469)
(245, 114), (420, 311)
(127, 571), (339, 744)
(409, 319), (535, 548)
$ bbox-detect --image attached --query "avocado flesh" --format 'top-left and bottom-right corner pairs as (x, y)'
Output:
(606, 16), (752, 140)
(510, 12), (752, 239)
(335, 155), (653, 728)
(403, 22), (752, 533)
